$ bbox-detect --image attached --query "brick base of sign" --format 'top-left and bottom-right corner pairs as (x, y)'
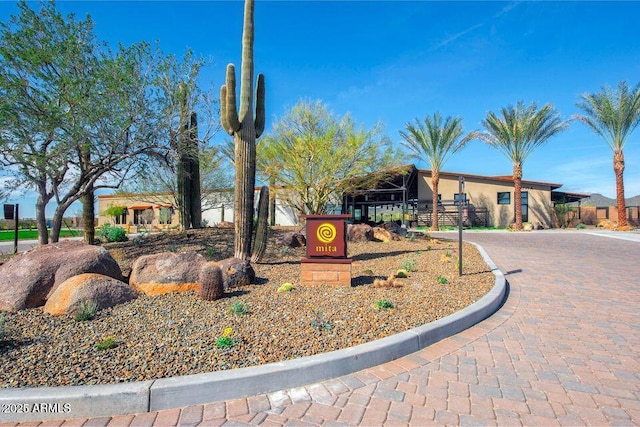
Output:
(300, 258), (352, 287)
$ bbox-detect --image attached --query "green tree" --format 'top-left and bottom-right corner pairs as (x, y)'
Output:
(399, 113), (473, 231)
(475, 101), (569, 230)
(575, 81), (640, 228)
(0, 1), (167, 244)
(103, 204), (127, 225)
(260, 100), (398, 218)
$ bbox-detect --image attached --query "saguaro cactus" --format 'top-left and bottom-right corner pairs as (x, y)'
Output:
(220, 0), (266, 260)
(176, 83), (202, 229)
(251, 186), (269, 263)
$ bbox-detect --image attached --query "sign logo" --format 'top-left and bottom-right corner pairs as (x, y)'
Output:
(316, 222), (337, 244)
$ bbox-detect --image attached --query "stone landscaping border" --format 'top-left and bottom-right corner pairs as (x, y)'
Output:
(0, 242), (506, 422)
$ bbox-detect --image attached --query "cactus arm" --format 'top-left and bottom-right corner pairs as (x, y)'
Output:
(254, 73), (265, 138)
(220, 85), (231, 135)
(222, 64), (240, 134)
(239, 0), (255, 123)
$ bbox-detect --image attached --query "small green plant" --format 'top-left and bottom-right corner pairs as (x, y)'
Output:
(436, 275), (448, 284)
(228, 301), (248, 315)
(277, 283), (294, 293)
(96, 336), (118, 351)
(576, 223), (586, 230)
(310, 309), (333, 331)
(375, 297), (394, 310)
(206, 245), (215, 258)
(96, 224), (127, 243)
(408, 234), (416, 243)
(396, 269), (408, 278)
(445, 251), (452, 257)
(74, 300), (98, 322)
(168, 243), (179, 253)
(401, 257), (418, 272)
(278, 246), (292, 256)
(216, 327), (237, 349)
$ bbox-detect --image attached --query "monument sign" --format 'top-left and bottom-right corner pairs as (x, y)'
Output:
(301, 214), (352, 286)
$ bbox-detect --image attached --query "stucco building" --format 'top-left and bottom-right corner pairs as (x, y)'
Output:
(343, 165), (583, 228)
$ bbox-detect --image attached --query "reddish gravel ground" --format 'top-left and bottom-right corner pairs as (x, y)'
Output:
(0, 227), (494, 388)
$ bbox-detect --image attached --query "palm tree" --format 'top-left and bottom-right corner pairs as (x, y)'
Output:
(400, 113), (472, 231)
(476, 101), (569, 231)
(575, 81), (640, 228)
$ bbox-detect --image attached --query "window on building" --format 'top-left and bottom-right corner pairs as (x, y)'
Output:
(497, 192), (511, 205)
(133, 208), (154, 225)
(454, 193), (467, 205)
(114, 211), (127, 225)
(158, 207), (173, 225)
(521, 191), (529, 222)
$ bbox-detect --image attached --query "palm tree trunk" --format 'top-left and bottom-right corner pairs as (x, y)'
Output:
(513, 163), (523, 231)
(614, 150), (628, 228)
(431, 172), (439, 231)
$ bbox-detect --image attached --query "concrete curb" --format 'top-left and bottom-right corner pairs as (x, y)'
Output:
(0, 241), (506, 422)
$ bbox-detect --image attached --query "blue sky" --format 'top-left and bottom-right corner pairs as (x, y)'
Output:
(2, 1), (640, 218)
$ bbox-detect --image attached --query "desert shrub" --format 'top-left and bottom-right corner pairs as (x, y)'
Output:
(401, 257), (418, 272)
(277, 283), (294, 293)
(310, 309), (333, 331)
(375, 297), (394, 310)
(576, 223), (586, 230)
(96, 336), (118, 351)
(228, 301), (248, 315)
(216, 327), (237, 349)
(396, 269), (408, 278)
(74, 300), (98, 322)
(436, 275), (448, 284)
(97, 224), (127, 243)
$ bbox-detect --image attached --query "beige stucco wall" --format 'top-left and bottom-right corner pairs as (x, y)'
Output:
(418, 172), (556, 228)
(97, 194), (180, 231)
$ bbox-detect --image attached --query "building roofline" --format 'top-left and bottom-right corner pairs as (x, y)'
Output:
(416, 168), (563, 190)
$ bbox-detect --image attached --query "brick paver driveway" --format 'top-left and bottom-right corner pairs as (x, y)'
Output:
(4, 231), (639, 426)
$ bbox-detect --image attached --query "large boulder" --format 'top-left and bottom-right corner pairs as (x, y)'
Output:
(130, 251), (205, 296)
(44, 273), (138, 316)
(347, 224), (374, 242)
(372, 227), (401, 242)
(0, 241), (123, 312)
(218, 257), (256, 290)
(381, 221), (402, 233)
(277, 231), (306, 248)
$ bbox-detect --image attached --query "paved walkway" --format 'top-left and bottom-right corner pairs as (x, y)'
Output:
(2, 231), (639, 426)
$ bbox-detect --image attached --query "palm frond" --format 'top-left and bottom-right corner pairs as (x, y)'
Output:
(478, 101), (568, 164)
(399, 112), (469, 173)
(575, 81), (640, 152)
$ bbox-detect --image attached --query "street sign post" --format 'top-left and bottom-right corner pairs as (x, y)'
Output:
(458, 177), (464, 276)
(3, 204), (19, 254)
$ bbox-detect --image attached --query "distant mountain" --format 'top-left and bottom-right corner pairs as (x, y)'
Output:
(582, 193), (640, 207)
